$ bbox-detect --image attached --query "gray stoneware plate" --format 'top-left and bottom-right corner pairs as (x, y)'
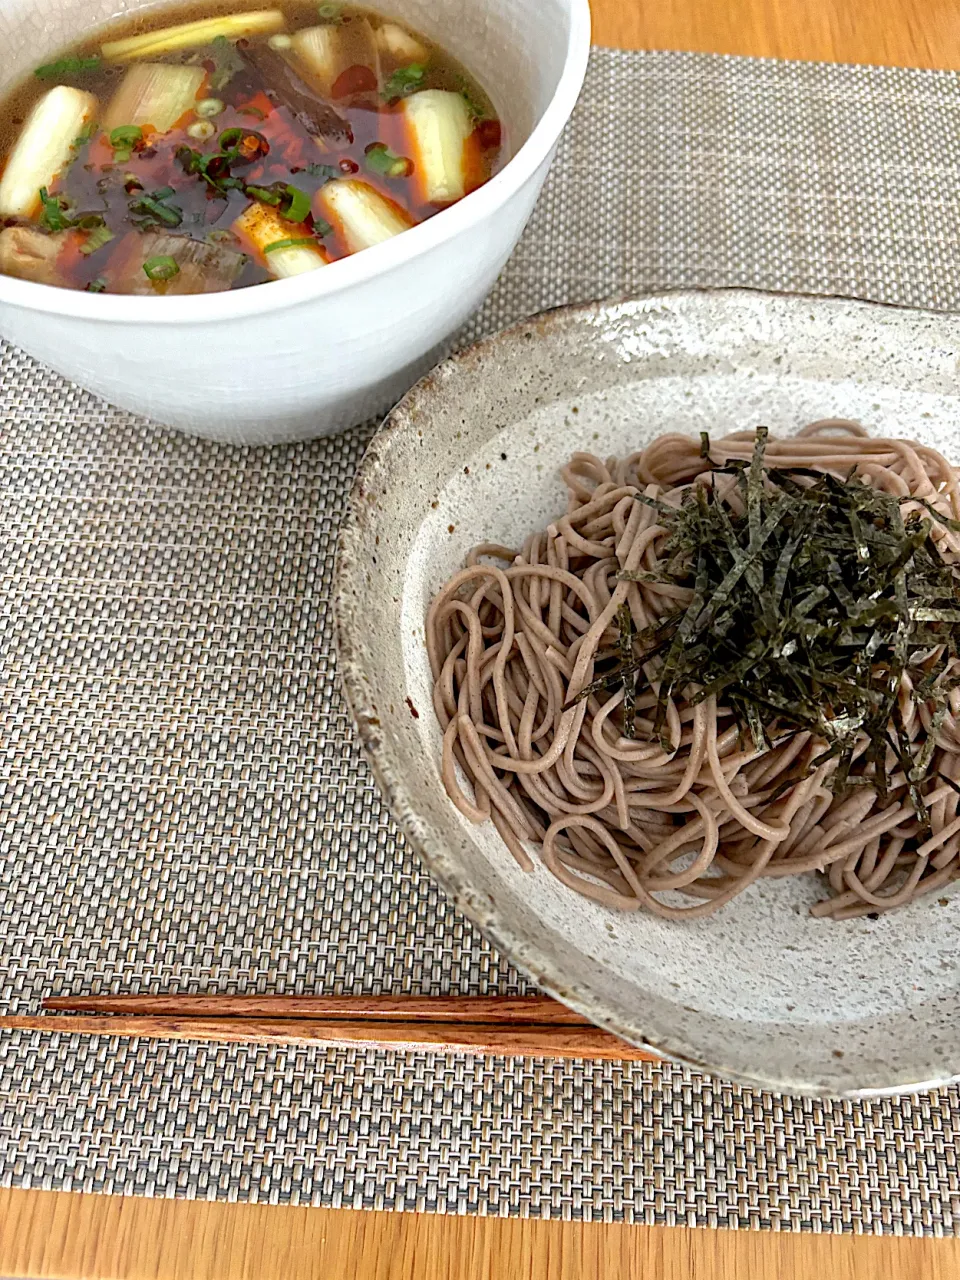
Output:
(335, 289), (960, 1097)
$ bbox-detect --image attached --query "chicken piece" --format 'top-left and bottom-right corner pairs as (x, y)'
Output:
(0, 225), (69, 286)
(107, 231), (246, 294)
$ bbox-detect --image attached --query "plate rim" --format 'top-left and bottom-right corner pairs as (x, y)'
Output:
(335, 287), (960, 1098)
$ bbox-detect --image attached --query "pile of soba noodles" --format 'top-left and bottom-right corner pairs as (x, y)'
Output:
(426, 422), (960, 921)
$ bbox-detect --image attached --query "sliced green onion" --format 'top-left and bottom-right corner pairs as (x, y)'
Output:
(143, 254), (180, 281)
(382, 63), (425, 100)
(72, 120), (96, 147)
(110, 124), (143, 149)
(364, 143), (411, 179)
(109, 124), (143, 164)
(196, 97), (225, 118)
(244, 184), (282, 204)
(187, 120), (216, 141)
(263, 236), (317, 253)
(313, 217), (333, 237)
(38, 187), (71, 232)
(268, 33), (292, 49)
(281, 185), (311, 222)
(35, 54), (102, 79)
(317, 2), (343, 21)
(79, 224), (115, 255)
(86, 276), (108, 293)
(217, 126), (244, 150)
(237, 104), (267, 119)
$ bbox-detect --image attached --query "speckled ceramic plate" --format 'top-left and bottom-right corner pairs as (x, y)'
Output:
(336, 289), (960, 1097)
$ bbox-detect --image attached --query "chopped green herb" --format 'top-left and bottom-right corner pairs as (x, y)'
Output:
(128, 187), (183, 229)
(313, 217), (333, 237)
(280, 184), (311, 222)
(573, 427), (960, 824)
(86, 277), (107, 293)
(206, 228), (238, 244)
(142, 254), (180, 282)
(205, 34), (244, 91)
(306, 162), (338, 182)
(217, 127), (245, 151)
(71, 212), (106, 231)
(244, 184), (283, 205)
(263, 236), (317, 253)
(72, 120), (96, 148)
(108, 124), (143, 164)
(364, 142), (411, 179)
(317, 2), (343, 21)
(382, 62), (425, 100)
(79, 224), (115, 255)
(37, 187), (71, 232)
(34, 54), (101, 79)
(457, 75), (487, 121)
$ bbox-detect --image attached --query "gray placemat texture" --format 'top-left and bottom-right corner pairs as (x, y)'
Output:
(2, 48), (960, 1233)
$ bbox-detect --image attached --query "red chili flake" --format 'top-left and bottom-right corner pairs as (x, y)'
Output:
(238, 132), (270, 162)
(331, 63), (378, 99)
(476, 119), (502, 150)
(339, 157), (360, 174)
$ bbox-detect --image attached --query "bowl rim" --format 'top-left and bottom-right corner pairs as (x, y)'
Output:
(335, 287), (960, 1099)
(0, 0), (592, 326)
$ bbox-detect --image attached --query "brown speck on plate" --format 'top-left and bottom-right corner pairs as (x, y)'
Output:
(405, 697), (420, 719)
(448, 524), (455, 533)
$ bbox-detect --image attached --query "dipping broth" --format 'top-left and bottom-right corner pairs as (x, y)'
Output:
(0, 2), (504, 294)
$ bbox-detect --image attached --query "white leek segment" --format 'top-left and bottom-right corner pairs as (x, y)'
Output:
(232, 202), (328, 279)
(401, 90), (473, 204)
(289, 19), (380, 97)
(0, 86), (98, 220)
(103, 63), (205, 134)
(107, 232), (246, 294)
(101, 10), (285, 61)
(316, 179), (414, 254)
(0, 226), (70, 286)
(375, 22), (428, 64)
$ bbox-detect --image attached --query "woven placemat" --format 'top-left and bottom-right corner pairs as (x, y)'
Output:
(3, 48), (960, 1233)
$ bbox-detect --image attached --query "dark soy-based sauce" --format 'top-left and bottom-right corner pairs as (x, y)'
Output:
(0, 0), (503, 292)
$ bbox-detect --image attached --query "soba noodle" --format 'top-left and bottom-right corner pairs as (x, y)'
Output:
(426, 422), (960, 920)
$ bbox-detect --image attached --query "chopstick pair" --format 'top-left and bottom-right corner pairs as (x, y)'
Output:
(0, 994), (657, 1064)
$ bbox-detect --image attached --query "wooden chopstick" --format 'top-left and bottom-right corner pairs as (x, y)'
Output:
(2, 1014), (656, 1063)
(41, 993), (587, 1025)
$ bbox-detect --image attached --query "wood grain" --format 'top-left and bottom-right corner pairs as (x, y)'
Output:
(5, 2), (960, 1278)
(591, 0), (960, 72)
(1, 1187), (959, 1280)
(41, 993), (588, 1023)
(1, 1013), (655, 1061)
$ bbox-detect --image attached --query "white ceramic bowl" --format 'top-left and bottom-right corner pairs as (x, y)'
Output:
(337, 290), (960, 1097)
(0, 0), (590, 443)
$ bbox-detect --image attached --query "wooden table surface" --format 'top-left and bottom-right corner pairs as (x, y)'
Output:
(4, 1), (960, 1277)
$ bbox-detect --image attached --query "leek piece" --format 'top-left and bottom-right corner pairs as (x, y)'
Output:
(316, 179), (414, 254)
(103, 64), (205, 135)
(101, 11), (285, 62)
(0, 86), (98, 220)
(232, 201), (327, 279)
(375, 22), (428, 64)
(401, 90), (472, 204)
(289, 19), (380, 98)
(0, 226), (70, 286)
(107, 231), (246, 294)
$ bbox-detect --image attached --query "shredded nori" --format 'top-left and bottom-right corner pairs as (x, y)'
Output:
(575, 428), (960, 823)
